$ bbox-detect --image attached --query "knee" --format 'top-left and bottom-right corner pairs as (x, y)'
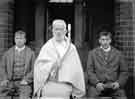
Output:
(113, 89), (127, 99)
(0, 86), (9, 96)
(0, 96), (11, 99)
(87, 86), (100, 97)
(114, 96), (127, 99)
(115, 89), (126, 97)
(19, 85), (32, 96)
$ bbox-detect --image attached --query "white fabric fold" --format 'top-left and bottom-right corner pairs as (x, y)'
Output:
(34, 38), (85, 98)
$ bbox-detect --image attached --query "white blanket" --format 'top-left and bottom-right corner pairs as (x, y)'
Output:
(34, 38), (85, 98)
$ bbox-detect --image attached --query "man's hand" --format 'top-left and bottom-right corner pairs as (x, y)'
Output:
(0, 80), (9, 86)
(96, 82), (104, 92)
(20, 80), (28, 85)
(111, 82), (120, 90)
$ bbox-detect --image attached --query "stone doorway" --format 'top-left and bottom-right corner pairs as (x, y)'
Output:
(46, 2), (74, 41)
(85, 0), (115, 49)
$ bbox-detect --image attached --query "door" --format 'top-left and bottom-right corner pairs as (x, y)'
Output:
(46, 2), (74, 41)
(86, 0), (115, 49)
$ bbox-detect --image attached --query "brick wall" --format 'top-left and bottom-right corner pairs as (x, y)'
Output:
(115, 0), (134, 97)
(0, 0), (14, 59)
(132, 0), (135, 96)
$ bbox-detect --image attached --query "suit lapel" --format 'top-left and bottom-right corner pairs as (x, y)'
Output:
(96, 48), (105, 60)
(107, 47), (116, 63)
(96, 47), (117, 64)
(95, 48), (107, 65)
(8, 47), (15, 79)
(95, 47), (116, 65)
(24, 47), (30, 74)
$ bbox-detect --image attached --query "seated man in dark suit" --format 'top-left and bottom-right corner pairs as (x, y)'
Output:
(86, 31), (128, 99)
(0, 30), (35, 99)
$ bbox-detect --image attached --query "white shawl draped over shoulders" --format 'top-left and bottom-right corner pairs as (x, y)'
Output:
(34, 38), (85, 97)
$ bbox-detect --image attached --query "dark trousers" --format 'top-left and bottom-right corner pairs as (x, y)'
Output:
(0, 80), (32, 99)
(87, 86), (127, 99)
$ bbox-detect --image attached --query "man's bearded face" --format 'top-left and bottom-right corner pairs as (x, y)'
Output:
(53, 24), (67, 41)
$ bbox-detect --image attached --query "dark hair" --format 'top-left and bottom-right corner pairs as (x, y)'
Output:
(98, 31), (112, 39)
(15, 30), (26, 38)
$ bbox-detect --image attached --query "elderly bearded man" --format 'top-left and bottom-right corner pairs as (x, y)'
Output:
(34, 19), (85, 99)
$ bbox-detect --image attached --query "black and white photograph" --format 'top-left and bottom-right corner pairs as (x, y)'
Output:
(0, 0), (134, 99)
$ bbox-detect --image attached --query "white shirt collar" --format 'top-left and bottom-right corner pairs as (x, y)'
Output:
(100, 46), (111, 52)
(15, 45), (25, 52)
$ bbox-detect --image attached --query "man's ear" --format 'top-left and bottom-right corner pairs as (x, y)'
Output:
(64, 29), (67, 34)
(99, 39), (101, 44)
(24, 38), (26, 44)
(109, 38), (112, 44)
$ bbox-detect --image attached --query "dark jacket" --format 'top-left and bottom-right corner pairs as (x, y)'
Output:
(87, 47), (128, 88)
(1, 46), (35, 83)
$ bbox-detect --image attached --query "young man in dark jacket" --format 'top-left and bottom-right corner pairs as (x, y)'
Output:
(87, 31), (128, 99)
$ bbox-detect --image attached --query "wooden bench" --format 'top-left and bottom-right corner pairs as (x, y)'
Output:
(78, 97), (112, 99)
